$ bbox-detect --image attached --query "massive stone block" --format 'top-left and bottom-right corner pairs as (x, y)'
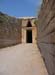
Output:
(37, 0), (55, 75)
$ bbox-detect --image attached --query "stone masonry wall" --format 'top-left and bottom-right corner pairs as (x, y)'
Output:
(37, 0), (55, 75)
(0, 12), (22, 48)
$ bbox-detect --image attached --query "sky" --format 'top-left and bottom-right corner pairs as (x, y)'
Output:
(0, 0), (42, 17)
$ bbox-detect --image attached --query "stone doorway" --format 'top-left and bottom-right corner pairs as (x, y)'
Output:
(22, 18), (37, 44)
(26, 30), (32, 43)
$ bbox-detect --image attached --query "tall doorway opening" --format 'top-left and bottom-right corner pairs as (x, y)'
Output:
(26, 21), (32, 43)
(26, 30), (32, 43)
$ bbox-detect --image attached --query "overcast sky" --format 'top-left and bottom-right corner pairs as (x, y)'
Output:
(0, 0), (42, 17)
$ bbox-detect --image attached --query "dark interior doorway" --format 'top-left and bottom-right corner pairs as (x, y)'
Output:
(26, 21), (32, 43)
(26, 30), (32, 43)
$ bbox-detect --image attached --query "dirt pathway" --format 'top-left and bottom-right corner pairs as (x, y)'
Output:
(0, 44), (48, 75)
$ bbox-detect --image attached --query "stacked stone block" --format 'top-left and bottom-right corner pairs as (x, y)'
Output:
(37, 0), (55, 75)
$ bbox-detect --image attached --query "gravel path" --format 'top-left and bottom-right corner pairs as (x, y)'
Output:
(0, 44), (48, 75)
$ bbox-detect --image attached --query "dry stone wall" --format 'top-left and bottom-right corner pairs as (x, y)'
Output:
(0, 12), (22, 48)
(37, 0), (55, 75)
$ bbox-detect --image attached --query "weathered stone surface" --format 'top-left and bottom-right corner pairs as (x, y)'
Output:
(37, 0), (55, 75)
(0, 12), (22, 48)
